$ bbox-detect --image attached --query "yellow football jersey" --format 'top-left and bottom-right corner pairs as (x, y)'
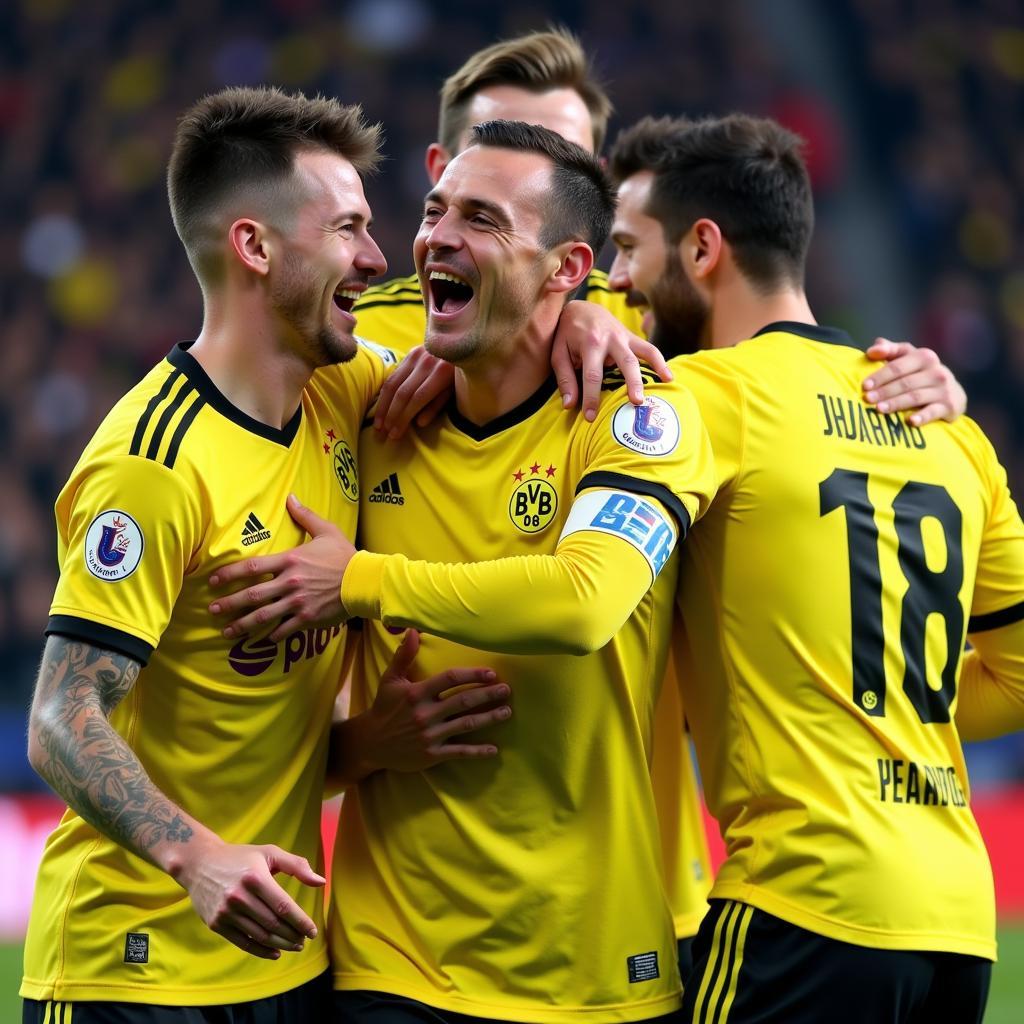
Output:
(671, 321), (1024, 960)
(331, 375), (717, 1021)
(353, 275), (712, 940)
(21, 340), (395, 1005)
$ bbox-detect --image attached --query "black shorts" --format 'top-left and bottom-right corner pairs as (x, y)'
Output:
(681, 899), (991, 1024)
(333, 989), (683, 1023)
(23, 969), (331, 1024)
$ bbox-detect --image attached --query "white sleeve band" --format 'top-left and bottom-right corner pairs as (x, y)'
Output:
(558, 489), (678, 579)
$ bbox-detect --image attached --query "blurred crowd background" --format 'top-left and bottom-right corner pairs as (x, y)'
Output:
(2, 0), (1023, 788)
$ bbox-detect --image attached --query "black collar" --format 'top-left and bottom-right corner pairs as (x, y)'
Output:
(752, 321), (865, 351)
(167, 342), (303, 447)
(447, 373), (560, 441)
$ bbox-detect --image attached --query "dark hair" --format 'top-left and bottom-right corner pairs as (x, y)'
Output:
(438, 28), (612, 154)
(168, 86), (382, 281)
(468, 119), (616, 253)
(609, 113), (814, 289)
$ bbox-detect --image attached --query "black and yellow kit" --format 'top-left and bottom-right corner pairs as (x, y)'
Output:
(671, 321), (1024, 962)
(353, 277), (714, 943)
(22, 341), (394, 1006)
(332, 373), (717, 1022)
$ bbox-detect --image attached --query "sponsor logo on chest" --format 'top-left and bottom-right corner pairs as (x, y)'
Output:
(369, 473), (405, 506)
(227, 625), (344, 677)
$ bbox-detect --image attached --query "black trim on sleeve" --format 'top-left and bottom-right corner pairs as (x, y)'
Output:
(968, 600), (1024, 633)
(359, 274), (420, 295)
(352, 296), (425, 312)
(600, 366), (661, 392)
(575, 471), (692, 539)
(46, 615), (154, 666)
(147, 381), (198, 462)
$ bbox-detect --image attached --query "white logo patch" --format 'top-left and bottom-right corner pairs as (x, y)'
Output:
(84, 510), (144, 581)
(559, 489), (677, 579)
(611, 396), (680, 457)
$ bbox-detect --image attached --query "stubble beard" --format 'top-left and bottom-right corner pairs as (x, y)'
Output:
(272, 251), (358, 368)
(424, 274), (534, 369)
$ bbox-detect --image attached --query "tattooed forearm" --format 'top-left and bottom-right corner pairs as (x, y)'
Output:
(29, 636), (194, 860)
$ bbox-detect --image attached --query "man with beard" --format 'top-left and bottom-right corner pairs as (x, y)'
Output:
(604, 113), (1024, 1023)
(20, 86), (509, 1024)
(266, 26), (716, 981)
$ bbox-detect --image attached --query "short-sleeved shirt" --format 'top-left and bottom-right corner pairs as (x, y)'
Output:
(21, 340), (395, 1005)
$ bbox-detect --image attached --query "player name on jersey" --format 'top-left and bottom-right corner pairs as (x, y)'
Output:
(817, 392), (927, 449)
(876, 758), (968, 807)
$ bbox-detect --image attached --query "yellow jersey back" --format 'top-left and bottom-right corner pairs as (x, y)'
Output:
(671, 321), (1024, 959)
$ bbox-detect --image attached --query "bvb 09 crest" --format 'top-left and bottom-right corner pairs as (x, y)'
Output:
(333, 439), (358, 501)
(509, 477), (558, 534)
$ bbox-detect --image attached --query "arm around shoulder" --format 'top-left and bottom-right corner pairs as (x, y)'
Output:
(956, 619), (1024, 741)
(957, 437), (1024, 741)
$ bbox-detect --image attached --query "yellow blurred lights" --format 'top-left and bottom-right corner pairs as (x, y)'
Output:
(49, 259), (119, 327)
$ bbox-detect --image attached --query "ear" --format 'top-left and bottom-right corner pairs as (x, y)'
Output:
(686, 218), (723, 281)
(425, 143), (452, 186)
(228, 219), (272, 277)
(545, 241), (594, 296)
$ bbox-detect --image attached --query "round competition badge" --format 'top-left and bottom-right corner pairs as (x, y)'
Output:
(611, 396), (680, 457)
(84, 509), (144, 581)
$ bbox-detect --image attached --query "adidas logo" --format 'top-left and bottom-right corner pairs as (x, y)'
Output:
(241, 512), (272, 546)
(369, 473), (405, 506)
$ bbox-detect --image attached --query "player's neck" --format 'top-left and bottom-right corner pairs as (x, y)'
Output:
(706, 281), (815, 350)
(189, 303), (312, 430)
(452, 324), (554, 427)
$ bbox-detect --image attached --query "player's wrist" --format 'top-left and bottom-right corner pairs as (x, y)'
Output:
(340, 549), (387, 619)
(161, 824), (221, 885)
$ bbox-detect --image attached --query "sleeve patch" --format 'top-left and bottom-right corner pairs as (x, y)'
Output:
(559, 489), (678, 578)
(356, 337), (399, 367)
(84, 510), (145, 581)
(612, 396), (680, 457)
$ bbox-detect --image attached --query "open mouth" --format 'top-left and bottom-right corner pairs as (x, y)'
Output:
(333, 288), (361, 314)
(428, 271), (474, 315)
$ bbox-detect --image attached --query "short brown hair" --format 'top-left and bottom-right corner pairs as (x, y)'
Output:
(610, 113), (814, 290)
(438, 28), (612, 155)
(168, 86), (382, 283)
(469, 120), (615, 255)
